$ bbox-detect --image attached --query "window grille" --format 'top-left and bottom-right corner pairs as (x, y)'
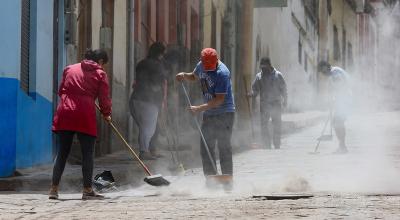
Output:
(20, 0), (31, 93)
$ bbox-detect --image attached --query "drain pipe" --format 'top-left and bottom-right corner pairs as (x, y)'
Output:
(127, 0), (135, 144)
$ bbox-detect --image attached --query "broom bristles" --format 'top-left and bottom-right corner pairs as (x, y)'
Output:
(144, 174), (170, 186)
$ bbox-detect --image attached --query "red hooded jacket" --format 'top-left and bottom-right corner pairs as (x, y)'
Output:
(52, 60), (112, 136)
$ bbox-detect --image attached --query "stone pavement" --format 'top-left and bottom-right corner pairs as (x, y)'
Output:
(0, 111), (324, 192)
(0, 110), (399, 219)
(1, 192), (399, 219)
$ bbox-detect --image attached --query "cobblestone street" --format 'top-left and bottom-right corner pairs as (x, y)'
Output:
(1, 192), (400, 219)
(2, 0), (400, 219)
(1, 111), (399, 219)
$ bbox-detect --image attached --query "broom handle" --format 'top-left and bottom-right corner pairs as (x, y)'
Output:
(181, 83), (219, 174)
(95, 103), (152, 176)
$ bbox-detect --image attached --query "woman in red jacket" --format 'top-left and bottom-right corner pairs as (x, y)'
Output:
(50, 49), (112, 200)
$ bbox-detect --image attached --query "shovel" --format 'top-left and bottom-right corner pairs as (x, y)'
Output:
(96, 104), (170, 186)
(317, 109), (333, 141)
(242, 75), (261, 149)
(181, 83), (232, 184)
(310, 113), (332, 154)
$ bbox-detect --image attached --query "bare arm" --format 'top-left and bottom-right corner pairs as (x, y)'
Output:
(176, 72), (197, 82)
(279, 74), (288, 107)
(251, 76), (260, 110)
(189, 94), (225, 113)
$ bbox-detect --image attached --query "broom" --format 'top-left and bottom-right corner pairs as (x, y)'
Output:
(96, 103), (170, 186)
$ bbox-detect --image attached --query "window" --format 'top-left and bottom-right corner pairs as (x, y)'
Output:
(327, 0), (332, 16)
(303, 0), (317, 24)
(304, 52), (308, 72)
(20, 0), (31, 93)
(211, 3), (216, 48)
(347, 43), (354, 68)
(333, 25), (340, 61)
(256, 35), (261, 62)
(342, 29), (346, 68)
(326, 49), (330, 61)
(140, 0), (150, 46)
(298, 38), (302, 64)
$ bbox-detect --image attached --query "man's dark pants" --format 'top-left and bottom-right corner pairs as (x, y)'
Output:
(261, 102), (282, 149)
(200, 112), (234, 176)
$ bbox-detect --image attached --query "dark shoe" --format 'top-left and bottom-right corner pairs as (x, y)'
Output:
(82, 190), (105, 200)
(139, 151), (157, 160)
(48, 186), (59, 200)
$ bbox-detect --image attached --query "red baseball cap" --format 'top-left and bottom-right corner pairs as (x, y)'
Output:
(201, 48), (218, 71)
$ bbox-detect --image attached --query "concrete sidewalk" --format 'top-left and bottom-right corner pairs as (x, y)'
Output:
(0, 111), (324, 191)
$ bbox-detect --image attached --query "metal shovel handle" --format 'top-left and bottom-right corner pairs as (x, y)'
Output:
(181, 83), (218, 173)
(313, 113), (331, 153)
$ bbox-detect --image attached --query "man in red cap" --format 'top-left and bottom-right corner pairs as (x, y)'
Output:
(176, 48), (235, 187)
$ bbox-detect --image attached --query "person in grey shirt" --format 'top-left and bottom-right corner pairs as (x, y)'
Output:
(249, 57), (287, 149)
(318, 61), (352, 154)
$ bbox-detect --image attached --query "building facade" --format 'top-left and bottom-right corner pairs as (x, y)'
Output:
(252, 0), (398, 110)
(252, 0), (318, 111)
(0, 0), (60, 177)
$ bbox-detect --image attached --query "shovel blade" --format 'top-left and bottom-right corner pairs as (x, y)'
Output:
(206, 174), (233, 184)
(144, 174), (170, 186)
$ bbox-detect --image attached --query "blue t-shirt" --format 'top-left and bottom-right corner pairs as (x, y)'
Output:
(193, 61), (235, 115)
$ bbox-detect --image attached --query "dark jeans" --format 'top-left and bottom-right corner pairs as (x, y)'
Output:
(261, 102), (282, 148)
(52, 131), (96, 188)
(200, 112), (234, 176)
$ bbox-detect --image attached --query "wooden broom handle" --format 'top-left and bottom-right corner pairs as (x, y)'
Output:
(95, 103), (152, 176)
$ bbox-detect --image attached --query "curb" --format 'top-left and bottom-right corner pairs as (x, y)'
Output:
(0, 112), (324, 191)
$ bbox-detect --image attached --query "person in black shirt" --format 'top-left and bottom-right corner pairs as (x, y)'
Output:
(129, 42), (167, 160)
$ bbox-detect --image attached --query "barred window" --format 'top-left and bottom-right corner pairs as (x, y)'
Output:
(20, 0), (31, 93)
(342, 29), (347, 68)
(333, 25), (340, 61)
(298, 39), (302, 64)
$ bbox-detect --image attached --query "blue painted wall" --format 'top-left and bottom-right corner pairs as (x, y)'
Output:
(16, 91), (53, 168)
(15, 0), (55, 169)
(34, 0), (55, 100)
(0, 78), (18, 177)
(0, 1), (21, 78)
(0, 0), (56, 176)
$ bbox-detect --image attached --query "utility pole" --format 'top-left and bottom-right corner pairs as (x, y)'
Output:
(237, 0), (254, 128)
